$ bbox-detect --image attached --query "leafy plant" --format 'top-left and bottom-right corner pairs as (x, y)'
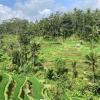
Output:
(72, 61), (78, 78)
(85, 52), (99, 83)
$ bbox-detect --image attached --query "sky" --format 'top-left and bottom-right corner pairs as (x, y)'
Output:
(0, 0), (100, 22)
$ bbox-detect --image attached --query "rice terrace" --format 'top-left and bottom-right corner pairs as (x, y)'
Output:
(0, 0), (100, 100)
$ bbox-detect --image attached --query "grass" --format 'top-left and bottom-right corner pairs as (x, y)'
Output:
(4, 74), (14, 100)
(0, 35), (100, 99)
(29, 76), (43, 100)
(18, 76), (30, 100)
(12, 74), (26, 100)
(0, 73), (43, 100)
(0, 73), (9, 100)
(1, 35), (100, 79)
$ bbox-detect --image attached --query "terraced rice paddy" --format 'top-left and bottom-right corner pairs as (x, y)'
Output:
(0, 72), (43, 100)
(0, 73), (9, 100)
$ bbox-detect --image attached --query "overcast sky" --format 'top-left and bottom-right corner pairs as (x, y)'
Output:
(0, 0), (100, 21)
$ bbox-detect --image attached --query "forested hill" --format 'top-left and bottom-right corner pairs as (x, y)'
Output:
(0, 9), (100, 41)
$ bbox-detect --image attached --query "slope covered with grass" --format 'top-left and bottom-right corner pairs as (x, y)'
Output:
(29, 76), (43, 100)
(0, 73), (9, 100)
(12, 75), (27, 100)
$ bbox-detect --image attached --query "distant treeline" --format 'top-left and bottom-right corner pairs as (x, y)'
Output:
(0, 8), (100, 41)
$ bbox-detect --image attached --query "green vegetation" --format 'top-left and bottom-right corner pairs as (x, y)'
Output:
(12, 75), (26, 100)
(0, 9), (100, 100)
(29, 76), (43, 100)
(0, 73), (9, 100)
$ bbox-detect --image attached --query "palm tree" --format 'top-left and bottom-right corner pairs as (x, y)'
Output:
(85, 52), (99, 83)
(60, 14), (73, 41)
(46, 69), (55, 80)
(72, 61), (78, 78)
(11, 50), (21, 72)
(31, 42), (40, 67)
(18, 32), (30, 61)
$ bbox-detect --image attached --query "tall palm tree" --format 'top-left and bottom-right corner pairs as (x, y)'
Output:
(72, 61), (78, 78)
(85, 52), (99, 83)
(12, 50), (21, 72)
(18, 32), (30, 61)
(31, 42), (40, 67)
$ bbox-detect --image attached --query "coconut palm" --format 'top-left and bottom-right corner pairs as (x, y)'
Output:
(31, 42), (40, 67)
(72, 61), (78, 78)
(85, 52), (99, 83)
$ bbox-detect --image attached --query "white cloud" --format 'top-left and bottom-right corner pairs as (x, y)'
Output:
(0, 0), (65, 22)
(0, 4), (14, 20)
(0, 0), (100, 22)
(39, 9), (52, 17)
(14, 0), (61, 20)
(0, 4), (24, 21)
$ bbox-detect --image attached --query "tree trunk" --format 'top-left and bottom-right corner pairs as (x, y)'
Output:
(93, 65), (96, 83)
(32, 52), (35, 67)
(24, 46), (27, 61)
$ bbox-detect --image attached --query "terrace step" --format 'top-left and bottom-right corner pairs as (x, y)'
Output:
(4, 74), (13, 100)
(18, 77), (29, 100)
(12, 75), (26, 100)
(0, 73), (9, 100)
(29, 77), (43, 100)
